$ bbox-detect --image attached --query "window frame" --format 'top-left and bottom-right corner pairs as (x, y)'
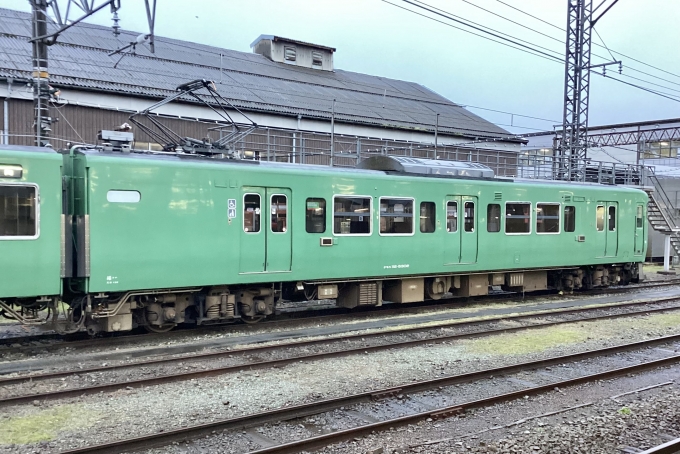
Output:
(487, 203), (501, 233)
(504, 201), (532, 235)
(636, 205), (644, 229)
(305, 197), (326, 234)
(419, 201), (436, 234)
(564, 205), (576, 233)
(596, 205), (605, 232)
(0, 182), (40, 241)
(269, 193), (288, 234)
(379, 196), (415, 237)
(243, 192), (262, 234)
(535, 202), (561, 235)
(332, 194), (373, 237)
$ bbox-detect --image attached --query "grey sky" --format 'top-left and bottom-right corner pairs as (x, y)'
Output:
(2, 0), (678, 134)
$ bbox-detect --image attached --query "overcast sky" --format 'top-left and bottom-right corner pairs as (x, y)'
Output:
(2, 0), (679, 134)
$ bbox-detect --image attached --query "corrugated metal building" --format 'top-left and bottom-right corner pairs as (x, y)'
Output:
(0, 7), (521, 170)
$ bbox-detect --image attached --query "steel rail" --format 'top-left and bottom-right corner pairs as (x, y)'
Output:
(56, 334), (680, 454)
(639, 438), (680, 454)
(2, 278), (678, 350)
(3, 294), (680, 387)
(3, 300), (680, 405)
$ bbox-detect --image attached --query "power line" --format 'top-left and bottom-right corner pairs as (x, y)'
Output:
(388, 0), (680, 107)
(398, 0), (563, 61)
(381, 0), (562, 64)
(493, 0), (680, 82)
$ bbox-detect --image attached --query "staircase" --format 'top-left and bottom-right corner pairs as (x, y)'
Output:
(644, 171), (680, 256)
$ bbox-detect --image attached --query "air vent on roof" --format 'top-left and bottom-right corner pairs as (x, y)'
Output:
(284, 46), (296, 62)
(251, 35), (335, 71)
(312, 51), (323, 67)
(357, 156), (494, 179)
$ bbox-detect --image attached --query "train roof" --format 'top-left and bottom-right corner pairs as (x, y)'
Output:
(70, 147), (646, 193)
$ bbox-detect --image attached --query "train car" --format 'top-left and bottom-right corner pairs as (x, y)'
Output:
(53, 147), (647, 334)
(0, 146), (64, 321)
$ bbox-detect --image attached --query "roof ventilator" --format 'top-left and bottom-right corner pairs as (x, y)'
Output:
(357, 156), (494, 179)
(127, 79), (257, 159)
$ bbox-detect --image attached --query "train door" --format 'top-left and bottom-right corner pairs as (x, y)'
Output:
(605, 202), (618, 257)
(266, 188), (292, 272)
(444, 195), (478, 265)
(634, 203), (645, 256)
(240, 188), (266, 273)
(239, 187), (292, 274)
(596, 201), (618, 257)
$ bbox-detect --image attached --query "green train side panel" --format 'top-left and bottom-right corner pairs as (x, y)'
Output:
(0, 147), (63, 298)
(80, 151), (648, 294)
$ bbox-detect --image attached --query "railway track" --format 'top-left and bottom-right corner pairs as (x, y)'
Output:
(53, 333), (680, 454)
(640, 437), (680, 454)
(3, 294), (680, 406)
(2, 277), (679, 351)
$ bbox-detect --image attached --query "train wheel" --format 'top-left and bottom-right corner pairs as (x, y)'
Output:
(144, 323), (176, 333)
(241, 315), (264, 324)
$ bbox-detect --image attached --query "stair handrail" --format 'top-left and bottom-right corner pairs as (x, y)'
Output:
(646, 166), (680, 231)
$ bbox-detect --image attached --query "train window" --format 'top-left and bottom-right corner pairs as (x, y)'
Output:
(608, 206), (616, 231)
(636, 206), (644, 228)
(107, 190), (140, 203)
(564, 206), (576, 232)
(0, 185), (38, 238)
(536, 203), (560, 234)
(446, 201), (458, 232)
(243, 194), (261, 233)
(270, 195), (287, 233)
(487, 204), (500, 233)
(596, 205), (605, 231)
(306, 198), (326, 233)
(464, 202), (475, 232)
(333, 196), (371, 235)
(420, 202), (436, 233)
(505, 202), (531, 234)
(380, 198), (414, 235)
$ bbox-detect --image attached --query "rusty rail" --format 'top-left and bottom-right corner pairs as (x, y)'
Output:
(639, 438), (680, 454)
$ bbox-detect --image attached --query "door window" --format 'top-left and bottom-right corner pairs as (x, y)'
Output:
(596, 205), (605, 231)
(270, 195), (287, 233)
(564, 206), (576, 232)
(464, 202), (475, 232)
(243, 194), (261, 233)
(446, 201), (458, 232)
(636, 205), (644, 228)
(0, 185), (38, 238)
(608, 206), (616, 231)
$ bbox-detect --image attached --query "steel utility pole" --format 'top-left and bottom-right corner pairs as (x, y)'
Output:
(558, 0), (620, 180)
(28, 0), (156, 147)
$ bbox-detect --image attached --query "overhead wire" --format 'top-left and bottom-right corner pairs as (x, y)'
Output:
(388, 0), (680, 107)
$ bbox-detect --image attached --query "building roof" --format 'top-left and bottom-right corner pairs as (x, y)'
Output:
(0, 8), (513, 140)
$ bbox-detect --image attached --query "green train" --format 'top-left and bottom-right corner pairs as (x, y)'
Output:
(0, 144), (648, 334)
